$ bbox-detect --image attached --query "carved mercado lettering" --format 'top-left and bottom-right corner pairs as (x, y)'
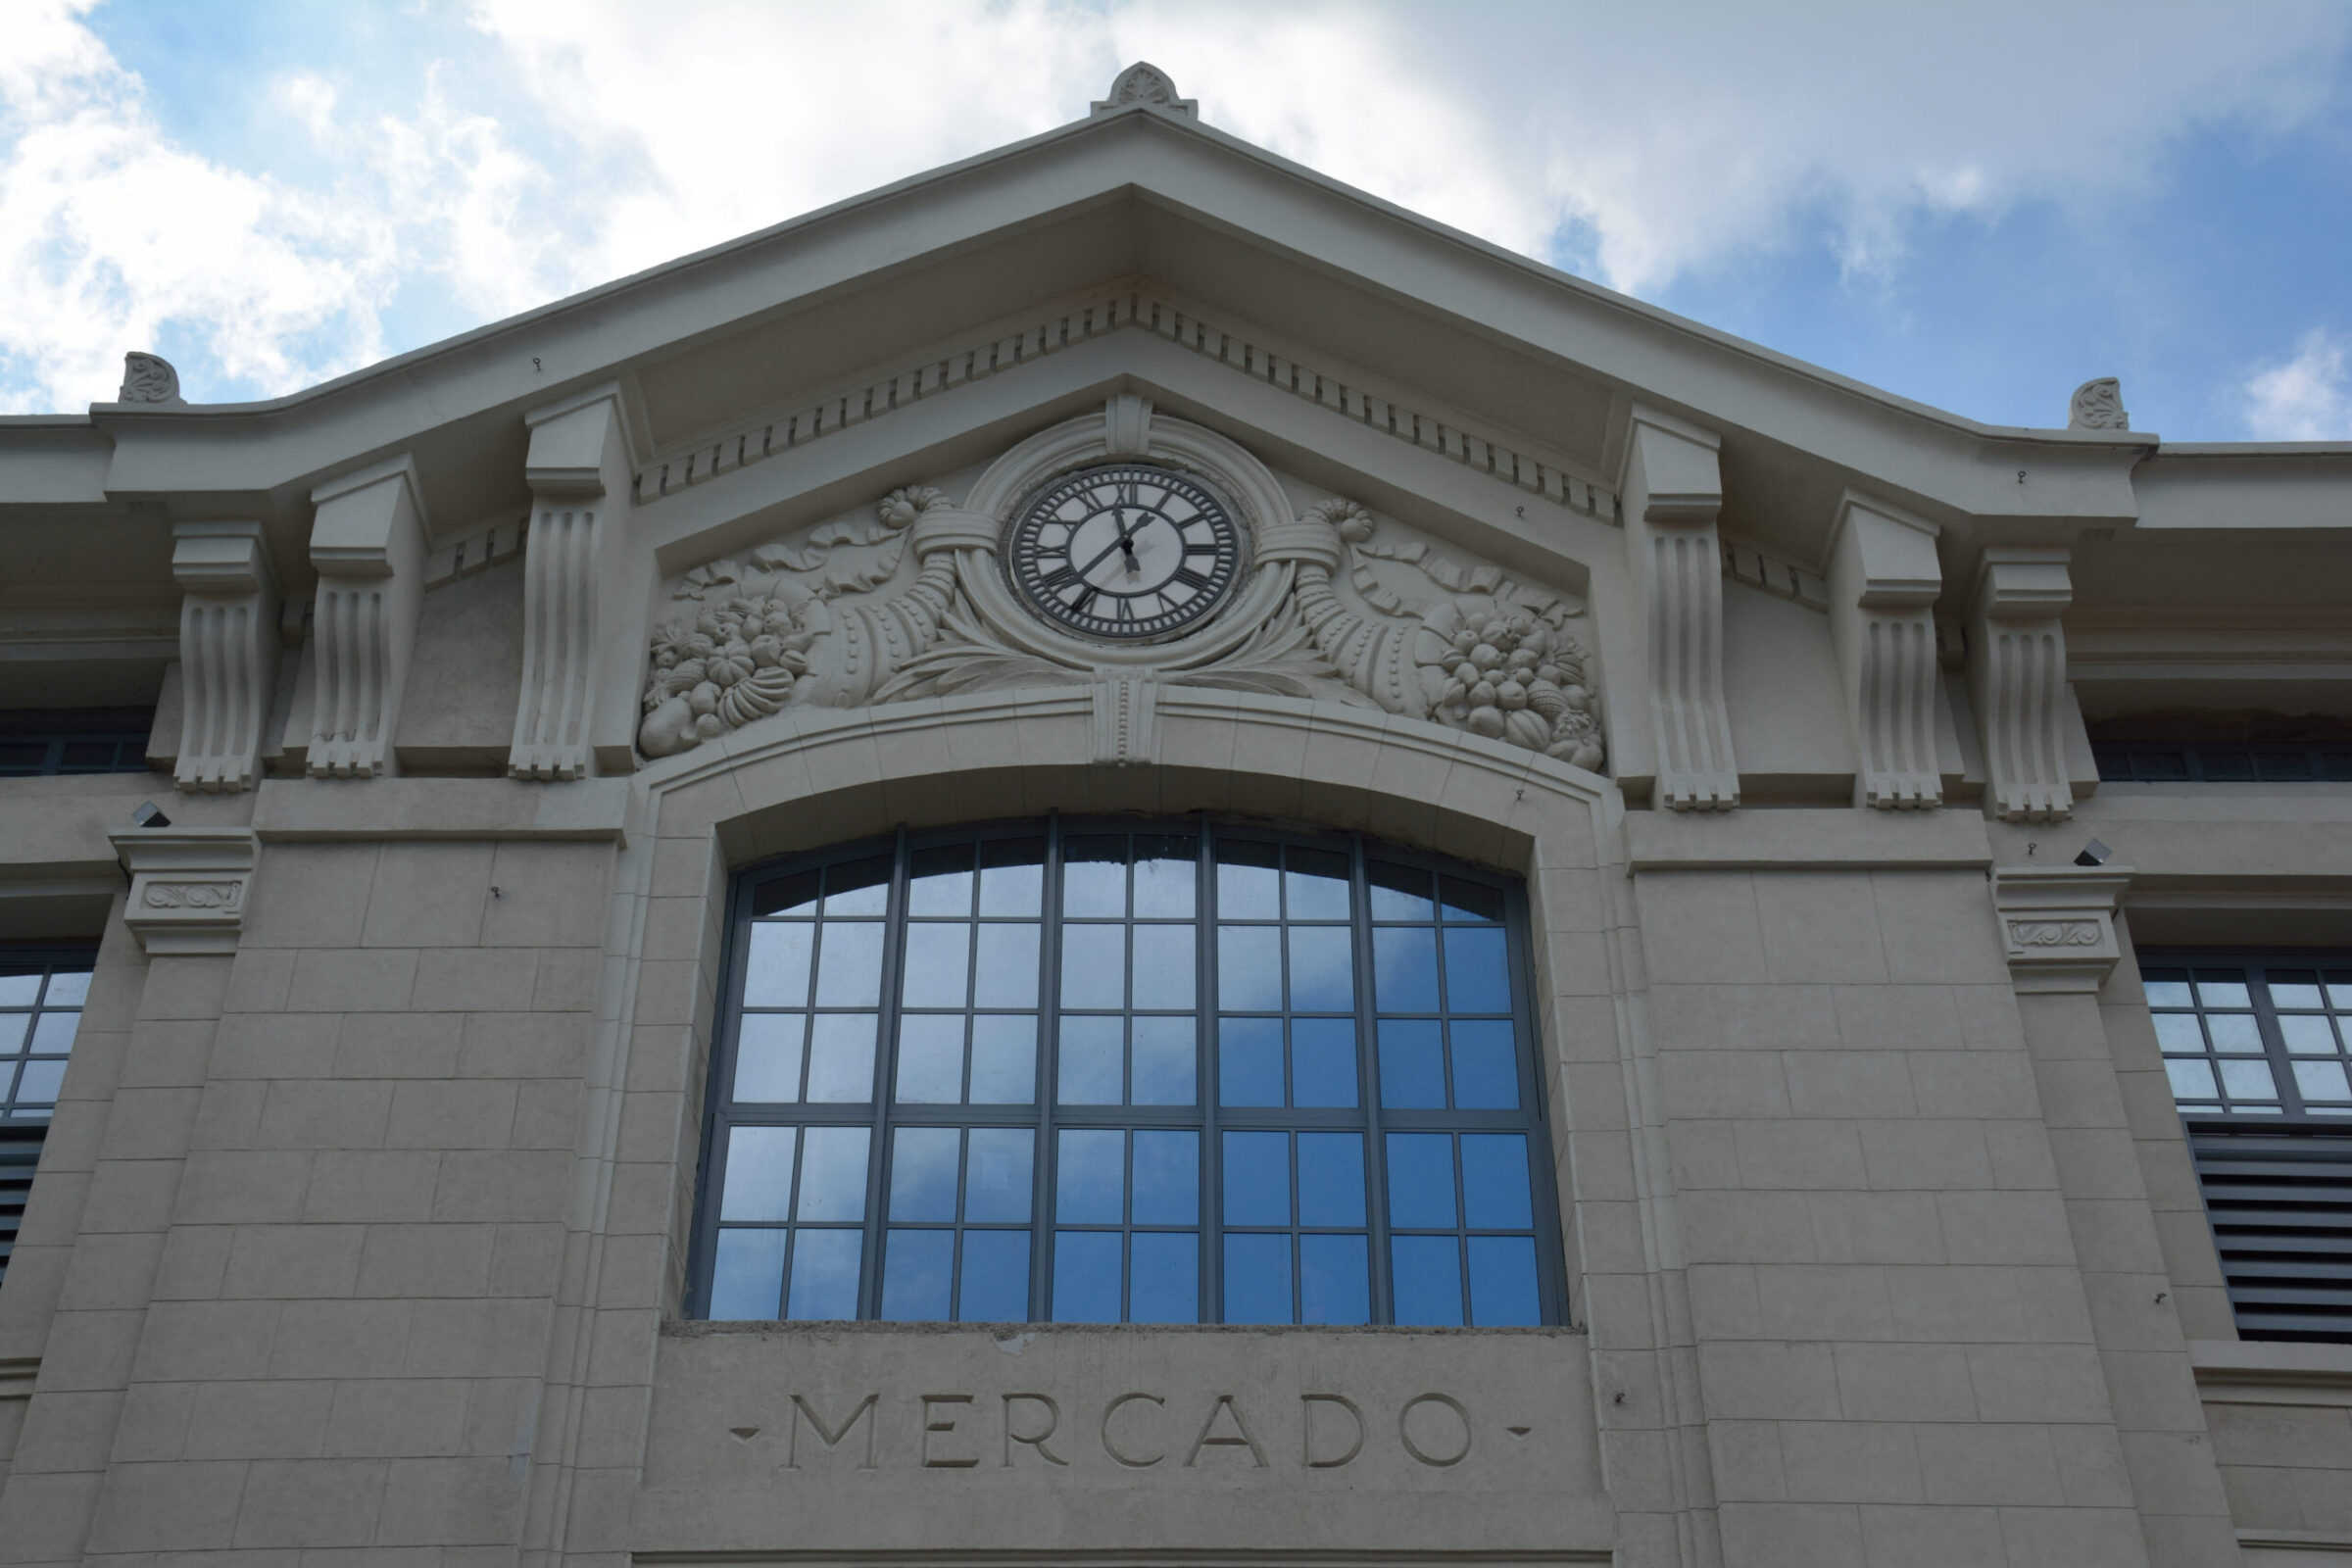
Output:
(1184, 1394), (1267, 1468)
(788, 1393), (877, 1469)
(1002, 1393), (1067, 1467)
(1102, 1392), (1166, 1467)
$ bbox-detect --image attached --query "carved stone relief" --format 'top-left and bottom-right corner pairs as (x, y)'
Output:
(117, 351), (184, 405)
(2068, 376), (2129, 431)
(637, 408), (1605, 773)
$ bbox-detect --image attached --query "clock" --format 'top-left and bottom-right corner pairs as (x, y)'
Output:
(1005, 463), (1244, 641)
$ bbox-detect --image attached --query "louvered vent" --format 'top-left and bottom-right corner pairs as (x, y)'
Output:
(2188, 1123), (2352, 1341)
(0, 1123), (45, 1289)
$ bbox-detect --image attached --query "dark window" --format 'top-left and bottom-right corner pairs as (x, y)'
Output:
(691, 819), (1563, 1326)
(0, 949), (93, 1289)
(2090, 713), (2352, 784)
(2144, 952), (2352, 1341)
(0, 710), (154, 777)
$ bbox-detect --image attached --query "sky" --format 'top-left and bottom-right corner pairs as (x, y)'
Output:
(3, 0), (2350, 442)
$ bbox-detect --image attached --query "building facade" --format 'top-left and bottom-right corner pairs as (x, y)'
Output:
(0, 63), (2348, 1568)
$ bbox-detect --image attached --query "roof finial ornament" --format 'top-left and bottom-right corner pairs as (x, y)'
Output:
(117, 352), (185, 407)
(1092, 61), (1197, 119)
(2068, 377), (2128, 431)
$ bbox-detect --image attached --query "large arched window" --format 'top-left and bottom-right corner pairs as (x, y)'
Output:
(690, 818), (1563, 1326)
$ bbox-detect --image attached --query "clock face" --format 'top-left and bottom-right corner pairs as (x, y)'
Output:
(1006, 464), (1244, 641)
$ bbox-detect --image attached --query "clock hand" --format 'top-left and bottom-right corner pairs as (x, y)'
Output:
(1072, 509), (1154, 582)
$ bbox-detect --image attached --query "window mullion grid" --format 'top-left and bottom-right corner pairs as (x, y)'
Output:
(1032, 816), (1064, 1321)
(689, 873), (760, 1318)
(1507, 879), (1568, 1328)
(2249, 957), (2311, 1121)
(1348, 834), (1394, 1325)
(1200, 821), (1223, 1323)
(858, 827), (915, 1321)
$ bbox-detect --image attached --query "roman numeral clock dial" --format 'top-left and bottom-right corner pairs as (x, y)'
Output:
(1006, 464), (1244, 641)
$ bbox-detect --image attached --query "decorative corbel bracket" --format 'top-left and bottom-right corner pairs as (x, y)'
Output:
(1970, 547), (2074, 822)
(1828, 492), (1942, 809)
(307, 456), (428, 778)
(171, 521), (278, 793)
(1991, 864), (2132, 993)
(510, 383), (630, 781)
(1622, 406), (1738, 810)
(108, 826), (259, 956)
(1091, 674), (1159, 766)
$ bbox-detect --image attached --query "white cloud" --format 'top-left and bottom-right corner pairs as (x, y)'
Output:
(2242, 330), (2352, 441)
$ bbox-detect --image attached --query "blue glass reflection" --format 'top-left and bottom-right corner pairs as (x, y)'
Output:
(900, 922), (970, 1007)
(1132, 836), (1197, 918)
(1130, 925), (1197, 1009)
(881, 1229), (954, 1319)
(963, 1128), (1034, 1223)
(1377, 1019), (1446, 1109)
(805, 1013), (877, 1102)
(787, 1229), (862, 1318)
(889, 1127), (959, 1221)
(1385, 1133), (1457, 1229)
(733, 1013), (806, 1102)
(1222, 1132), (1290, 1226)
(1299, 1234), (1370, 1325)
(1367, 861), (1435, 921)
(1055, 1129), (1124, 1224)
(1130, 1015), (1196, 1106)
(977, 838), (1044, 915)
(1449, 1020), (1519, 1109)
(1297, 1133), (1366, 1227)
(813, 920), (885, 1006)
(1217, 925), (1283, 1012)
(797, 1127), (870, 1220)
(972, 924), (1041, 1008)
(1460, 1134), (1535, 1229)
(1284, 849), (1351, 919)
(957, 1230), (1030, 1321)
(1287, 926), (1354, 1012)
(1132, 1130), (1200, 1226)
(1053, 1230), (1121, 1322)
(1390, 1235), (1463, 1326)
(1371, 927), (1439, 1011)
(1060, 924), (1126, 1009)
(1056, 1016), (1122, 1104)
(719, 1126), (796, 1221)
(823, 858), (892, 916)
(1218, 1016), (1283, 1107)
(894, 1014), (962, 1103)
(906, 844), (974, 916)
(710, 1229), (786, 1318)
(1441, 926), (1510, 1011)
(1468, 1236), (1540, 1326)
(744, 921), (814, 1007)
(1290, 1017), (1357, 1107)
(1215, 841), (1281, 918)
(1130, 1231), (1199, 1323)
(967, 1015), (1037, 1103)
(1062, 837), (1127, 917)
(1223, 1233), (1292, 1324)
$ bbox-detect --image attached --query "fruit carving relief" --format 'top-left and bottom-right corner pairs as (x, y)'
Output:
(637, 453), (1604, 775)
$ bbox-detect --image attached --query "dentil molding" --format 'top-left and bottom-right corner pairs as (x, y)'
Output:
(1990, 863), (2132, 993)
(108, 826), (259, 956)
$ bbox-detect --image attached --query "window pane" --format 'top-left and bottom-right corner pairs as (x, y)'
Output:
(0, 973), (38, 1006)
(814, 921), (885, 1006)
(0, 1014), (22, 1053)
(754, 870), (820, 917)
(1291, 1018), (1357, 1107)
(2269, 975), (2326, 1009)
(1440, 878), (1504, 922)
(2165, 1058), (2219, 1099)
(1288, 927), (1354, 1012)
(2141, 975), (2193, 1008)
(1215, 839), (1281, 918)
(906, 844), (975, 916)
(978, 838), (1045, 915)
(1467, 1237), (1541, 1326)
(1378, 1020), (1446, 1109)
(1450, 1020), (1520, 1109)
(1391, 1235), (1464, 1326)
(1057, 1016), (1122, 1104)
(2208, 1014), (2263, 1053)
(1461, 1135), (1536, 1229)
(1223, 1132), (1290, 1227)
(1060, 924), (1126, 1009)
(1285, 848), (1351, 920)
(1367, 861), (1435, 921)
(1443, 927), (1511, 1011)
(1132, 1130), (1200, 1226)
(1298, 1133), (1366, 1227)
(25, 1014), (77, 1055)
(12, 1058), (66, 1104)
(894, 1014), (963, 1103)
(797, 1127), (871, 1220)
(1373, 927), (1440, 1011)
(719, 1126), (797, 1221)
(1053, 1231), (1121, 1322)
(2293, 1060), (2352, 1102)
(964, 1128), (1035, 1223)
(1062, 836), (1127, 918)
(1132, 835), (1197, 918)
(889, 1127), (959, 1221)
(900, 923), (970, 1007)
(787, 1230), (862, 1319)
(2218, 1059), (2278, 1102)
(1299, 1234), (1370, 1325)
(2152, 1013), (2206, 1052)
(710, 1229), (786, 1318)
(806, 1014), (877, 1102)
(1218, 1016), (1283, 1107)
(881, 1230), (954, 1319)
(733, 1013), (806, 1102)
(1223, 1233), (1292, 1324)
(2195, 975), (2251, 1008)
(972, 924), (1040, 1008)
(1217, 925), (1283, 1012)
(958, 1231), (1030, 1321)
(1387, 1133), (1458, 1229)
(2280, 1015), (2339, 1055)
(1056, 1129), (1124, 1224)
(744, 922), (815, 1006)
(968, 1015), (1037, 1102)
(1130, 1015), (1196, 1106)
(1131, 925), (1197, 1009)
(824, 857), (892, 916)
(45, 970), (90, 1005)
(1130, 1232), (1199, 1323)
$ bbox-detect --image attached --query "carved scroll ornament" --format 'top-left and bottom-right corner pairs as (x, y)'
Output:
(638, 460), (1604, 773)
